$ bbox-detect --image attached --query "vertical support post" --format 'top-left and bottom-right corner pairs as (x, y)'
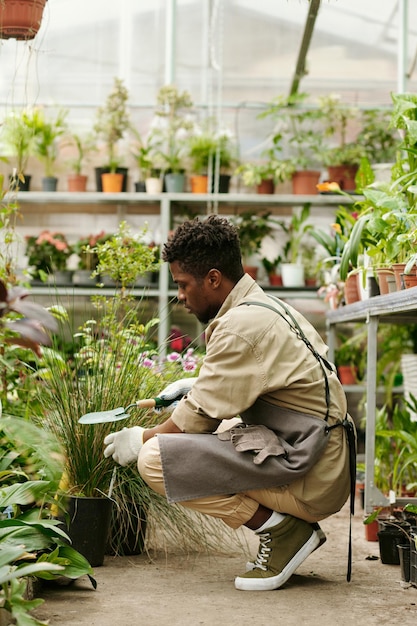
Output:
(165, 0), (176, 85)
(364, 315), (388, 513)
(397, 0), (408, 93)
(158, 195), (171, 357)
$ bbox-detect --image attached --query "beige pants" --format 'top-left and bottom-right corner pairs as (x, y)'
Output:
(138, 437), (322, 530)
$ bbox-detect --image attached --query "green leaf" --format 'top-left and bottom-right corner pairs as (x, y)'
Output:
(0, 481), (51, 507)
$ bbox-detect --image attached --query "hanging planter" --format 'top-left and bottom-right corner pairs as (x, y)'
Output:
(0, 0), (48, 40)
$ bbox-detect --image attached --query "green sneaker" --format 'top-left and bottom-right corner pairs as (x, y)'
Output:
(235, 515), (320, 591)
(245, 522), (326, 572)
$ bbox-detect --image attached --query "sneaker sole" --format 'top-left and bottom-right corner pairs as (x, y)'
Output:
(245, 523), (326, 572)
(236, 529), (320, 591)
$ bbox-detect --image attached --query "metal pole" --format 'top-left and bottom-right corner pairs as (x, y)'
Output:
(397, 0), (408, 93)
(165, 0), (176, 85)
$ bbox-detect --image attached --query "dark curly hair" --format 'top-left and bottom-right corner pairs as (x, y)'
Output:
(162, 215), (244, 282)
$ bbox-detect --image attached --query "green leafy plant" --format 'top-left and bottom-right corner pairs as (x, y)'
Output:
(187, 127), (237, 175)
(356, 108), (398, 164)
(317, 94), (366, 167)
(130, 129), (163, 181)
(93, 77), (130, 172)
(371, 399), (417, 495)
(65, 131), (97, 176)
(278, 204), (313, 264)
(92, 221), (160, 292)
(1, 109), (37, 182)
(231, 211), (273, 265)
(0, 452), (95, 625)
(31, 108), (68, 177)
(338, 95), (417, 280)
(73, 230), (110, 272)
(260, 91), (324, 172)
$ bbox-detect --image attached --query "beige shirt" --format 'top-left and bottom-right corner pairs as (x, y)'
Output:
(171, 274), (351, 516)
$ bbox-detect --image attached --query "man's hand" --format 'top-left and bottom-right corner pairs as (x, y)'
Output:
(156, 377), (197, 412)
(103, 426), (145, 467)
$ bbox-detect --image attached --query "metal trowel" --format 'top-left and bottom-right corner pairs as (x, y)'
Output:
(79, 396), (177, 424)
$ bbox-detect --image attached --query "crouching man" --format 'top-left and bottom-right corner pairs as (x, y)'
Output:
(104, 215), (355, 591)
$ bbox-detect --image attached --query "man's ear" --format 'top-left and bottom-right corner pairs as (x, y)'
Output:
(206, 268), (222, 288)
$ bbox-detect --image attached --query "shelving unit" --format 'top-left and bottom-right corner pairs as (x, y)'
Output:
(13, 190), (355, 350)
(326, 288), (417, 514)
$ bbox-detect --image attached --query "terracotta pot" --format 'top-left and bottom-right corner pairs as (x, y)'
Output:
(67, 174), (88, 192)
(364, 518), (379, 542)
(391, 262), (408, 290)
(337, 364), (358, 385)
(101, 172), (124, 193)
(268, 273), (283, 286)
(344, 273), (361, 305)
(0, 0), (47, 40)
(376, 267), (394, 295)
(291, 170), (320, 195)
(190, 174), (208, 194)
(244, 265), (258, 280)
(327, 164), (359, 192)
(256, 179), (274, 194)
(402, 273), (417, 289)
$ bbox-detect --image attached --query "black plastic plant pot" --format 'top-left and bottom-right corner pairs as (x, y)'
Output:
(65, 496), (113, 567)
(397, 543), (411, 582)
(377, 527), (405, 565)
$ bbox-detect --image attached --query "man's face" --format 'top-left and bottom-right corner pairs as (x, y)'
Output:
(169, 261), (221, 324)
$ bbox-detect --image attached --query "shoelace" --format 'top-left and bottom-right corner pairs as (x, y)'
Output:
(253, 531), (272, 571)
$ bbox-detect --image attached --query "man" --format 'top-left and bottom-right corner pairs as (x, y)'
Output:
(104, 215), (354, 591)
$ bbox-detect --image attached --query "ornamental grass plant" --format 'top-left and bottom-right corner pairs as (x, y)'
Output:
(34, 295), (239, 555)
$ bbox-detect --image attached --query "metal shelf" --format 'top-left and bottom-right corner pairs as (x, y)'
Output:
(15, 192), (352, 351)
(327, 289), (417, 514)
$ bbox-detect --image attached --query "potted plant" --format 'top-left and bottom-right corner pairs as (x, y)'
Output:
(318, 94), (366, 190)
(91, 221), (160, 292)
(334, 329), (366, 385)
(278, 203), (313, 287)
(231, 211), (273, 279)
(34, 235), (205, 560)
(356, 108), (398, 170)
(260, 92), (325, 194)
(93, 77), (131, 192)
(151, 84), (194, 193)
(0, 0), (48, 40)
(25, 230), (73, 283)
(187, 126), (238, 193)
(1, 108), (37, 191)
(72, 230), (109, 285)
(31, 107), (68, 191)
(130, 127), (161, 192)
(65, 130), (97, 192)
(261, 255), (282, 286)
(339, 95), (417, 287)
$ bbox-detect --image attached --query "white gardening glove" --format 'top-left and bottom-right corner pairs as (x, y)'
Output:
(155, 377), (197, 413)
(103, 426), (145, 467)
